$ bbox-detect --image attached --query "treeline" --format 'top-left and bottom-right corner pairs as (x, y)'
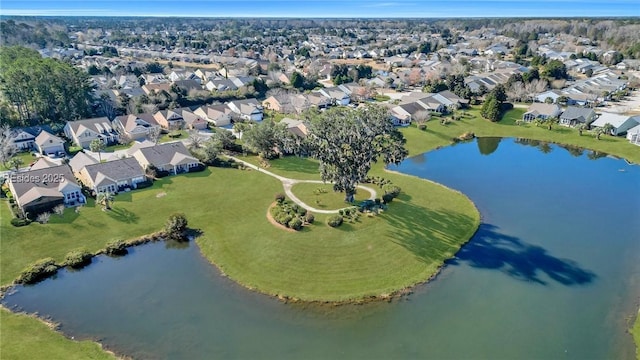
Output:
(0, 46), (95, 127)
(0, 19), (71, 49)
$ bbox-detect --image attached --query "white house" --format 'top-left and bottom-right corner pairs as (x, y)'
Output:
(193, 104), (233, 127)
(64, 117), (120, 148)
(35, 131), (66, 156)
(626, 124), (640, 146)
(591, 113), (640, 136)
(522, 103), (562, 122)
(227, 99), (263, 122)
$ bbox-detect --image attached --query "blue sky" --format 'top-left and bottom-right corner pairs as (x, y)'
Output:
(1, 0), (639, 18)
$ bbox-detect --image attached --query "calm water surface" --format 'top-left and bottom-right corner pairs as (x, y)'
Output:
(4, 138), (640, 359)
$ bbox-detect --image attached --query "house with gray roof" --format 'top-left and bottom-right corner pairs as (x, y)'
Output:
(64, 117), (119, 149)
(227, 99), (263, 122)
(8, 164), (84, 217)
(113, 113), (161, 141)
(132, 142), (200, 175)
(523, 103), (562, 122)
(591, 113), (640, 136)
(559, 107), (597, 127)
(77, 157), (146, 194)
(35, 130), (66, 156)
(9, 125), (54, 151)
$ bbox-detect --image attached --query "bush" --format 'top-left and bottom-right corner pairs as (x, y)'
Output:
(11, 217), (31, 227)
(64, 249), (92, 268)
(383, 184), (402, 198)
(36, 212), (51, 224)
(304, 212), (315, 224)
(418, 124), (427, 130)
(327, 215), (343, 228)
(275, 193), (285, 203)
(16, 258), (58, 284)
(135, 180), (153, 189)
(288, 218), (303, 231)
(382, 193), (394, 204)
(105, 240), (128, 256)
(165, 213), (188, 240)
(188, 164), (206, 172)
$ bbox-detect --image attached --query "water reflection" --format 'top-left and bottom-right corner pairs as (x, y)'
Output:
(477, 137), (502, 155)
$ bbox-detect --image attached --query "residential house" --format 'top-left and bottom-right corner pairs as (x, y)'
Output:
(227, 99), (263, 121)
(173, 79), (202, 93)
(8, 164), (84, 217)
(64, 117), (119, 149)
(154, 108), (187, 130)
(77, 157), (147, 194)
(626, 124), (640, 146)
(30, 157), (62, 170)
(389, 104), (414, 126)
(69, 151), (98, 174)
(559, 107), (597, 127)
(141, 83), (173, 96)
(182, 109), (208, 130)
(132, 142), (200, 175)
(522, 103), (562, 122)
(193, 104), (233, 127)
(262, 96), (288, 113)
(317, 87), (351, 106)
(591, 113), (640, 136)
(205, 78), (238, 92)
(35, 130), (66, 156)
(113, 113), (161, 141)
(280, 118), (309, 137)
(9, 125), (54, 151)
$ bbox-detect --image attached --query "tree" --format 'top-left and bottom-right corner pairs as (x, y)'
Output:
(147, 126), (162, 144)
(97, 192), (114, 211)
(89, 139), (105, 162)
(577, 123), (588, 136)
(187, 130), (205, 151)
(190, 136), (222, 165)
(544, 117), (558, 130)
(242, 120), (286, 159)
(8, 156), (23, 171)
(0, 124), (16, 169)
(602, 123), (615, 136)
(290, 71), (305, 90)
(541, 60), (568, 80)
(480, 95), (500, 122)
(306, 105), (408, 202)
(165, 213), (188, 240)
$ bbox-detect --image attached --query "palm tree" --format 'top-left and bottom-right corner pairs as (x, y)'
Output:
(89, 139), (105, 162)
(602, 123), (615, 136)
(544, 117), (558, 130)
(97, 192), (114, 211)
(533, 118), (544, 128)
(594, 127), (605, 140)
(576, 123), (588, 136)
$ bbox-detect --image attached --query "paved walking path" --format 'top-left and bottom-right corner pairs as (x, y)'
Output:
(228, 156), (377, 214)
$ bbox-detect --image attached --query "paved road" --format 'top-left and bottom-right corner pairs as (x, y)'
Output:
(228, 156), (377, 214)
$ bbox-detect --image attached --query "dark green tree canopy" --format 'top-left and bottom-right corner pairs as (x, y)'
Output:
(306, 105), (408, 200)
(0, 46), (94, 127)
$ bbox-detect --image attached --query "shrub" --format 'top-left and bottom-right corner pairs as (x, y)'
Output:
(135, 180), (153, 189)
(383, 184), (402, 198)
(418, 124), (427, 130)
(105, 240), (128, 256)
(16, 258), (58, 284)
(165, 213), (188, 240)
(327, 215), (343, 228)
(188, 164), (206, 172)
(294, 204), (307, 216)
(36, 212), (51, 224)
(288, 218), (303, 231)
(275, 193), (285, 203)
(64, 249), (92, 268)
(382, 193), (394, 204)
(11, 218), (31, 227)
(53, 204), (66, 217)
(304, 212), (315, 224)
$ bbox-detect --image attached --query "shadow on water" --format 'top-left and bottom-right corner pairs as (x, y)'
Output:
(447, 224), (597, 286)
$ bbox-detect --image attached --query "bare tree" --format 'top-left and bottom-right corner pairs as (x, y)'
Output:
(0, 124), (16, 169)
(187, 130), (205, 150)
(147, 126), (162, 144)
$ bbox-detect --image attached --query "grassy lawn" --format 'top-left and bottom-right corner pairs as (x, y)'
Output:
(290, 182), (370, 210)
(103, 143), (131, 152)
(159, 130), (187, 143)
(236, 154), (322, 181)
(0, 151), (37, 170)
(0, 308), (114, 360)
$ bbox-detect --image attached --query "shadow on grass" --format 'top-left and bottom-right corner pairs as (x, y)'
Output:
(106, 207), (139, 224)
(424, 128), (454, 142)
(446, 224), (596, 286)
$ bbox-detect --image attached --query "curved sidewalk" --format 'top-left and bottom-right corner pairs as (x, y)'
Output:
(228, 156), (377, 214)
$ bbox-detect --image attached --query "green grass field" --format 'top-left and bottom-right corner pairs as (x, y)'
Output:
(0, 151), (36, 170)
(0, 308), (115, 360)
(633, 311), (640, 360)
(289, 182), (370, 210)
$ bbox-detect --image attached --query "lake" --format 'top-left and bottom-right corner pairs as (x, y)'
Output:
(3, 137), (639, 359)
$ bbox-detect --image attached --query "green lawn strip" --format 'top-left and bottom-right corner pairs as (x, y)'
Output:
(0, 151), (37, 170)
(0, 307), (115, 360)
(236, 154), (322, 181)
(159, 130), (187, 143)
(633, 310), (640, 360)
(290, 182), (369, 210)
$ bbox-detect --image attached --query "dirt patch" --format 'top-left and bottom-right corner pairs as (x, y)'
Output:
(156, 192), (167, 198)
(266, 202), (297, 233)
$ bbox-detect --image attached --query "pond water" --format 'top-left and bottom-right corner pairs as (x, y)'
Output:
(3, 138), (640, 359)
